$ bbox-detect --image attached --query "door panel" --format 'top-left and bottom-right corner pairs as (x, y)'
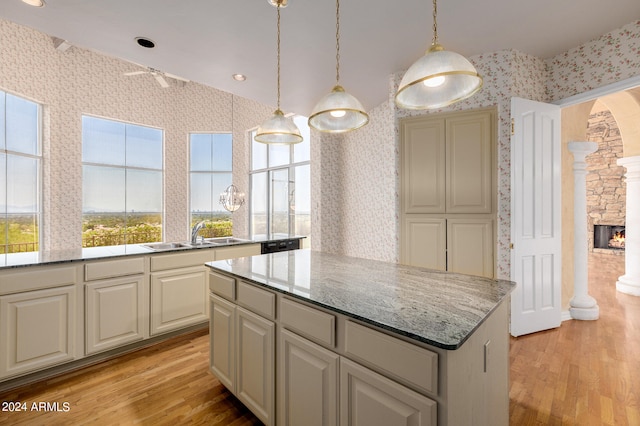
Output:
(510, 97), (562, 336)
(446, 113), (493, 213)
(401, 217), (446, 270)
(400, 118), (446, 214)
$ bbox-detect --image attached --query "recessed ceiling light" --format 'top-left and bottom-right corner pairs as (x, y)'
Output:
(135, 37), (155, 49)
(21, 0), (45, 7)
(232, 74), (247, 82)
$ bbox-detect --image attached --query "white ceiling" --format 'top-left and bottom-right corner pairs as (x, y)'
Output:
(2, 0), (640, 116)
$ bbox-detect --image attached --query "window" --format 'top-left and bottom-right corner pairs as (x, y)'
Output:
(250, 115), (310, 238)
(0, 91), (42, 254)
(82, 116), (163, 247)
(189, 133), (233, 237)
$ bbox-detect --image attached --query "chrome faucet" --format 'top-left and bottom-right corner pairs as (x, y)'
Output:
(191, 221), (205, 244)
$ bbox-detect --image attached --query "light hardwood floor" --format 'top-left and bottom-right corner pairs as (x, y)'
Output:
(0, 252), (637, 425)
(510, 252), (639, 425)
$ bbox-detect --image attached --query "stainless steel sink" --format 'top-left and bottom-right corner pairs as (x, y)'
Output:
(204, 237), (251, 245)
(142, 242), (191, 251)
(141, 237), (251, 251)
(184, 241), (216, 248)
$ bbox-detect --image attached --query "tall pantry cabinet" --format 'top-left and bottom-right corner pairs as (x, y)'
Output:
(400, 108), (497, 278)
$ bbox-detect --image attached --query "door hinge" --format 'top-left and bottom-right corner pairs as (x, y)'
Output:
(510, 243), (514, 249)
(511, 118), (515, 136)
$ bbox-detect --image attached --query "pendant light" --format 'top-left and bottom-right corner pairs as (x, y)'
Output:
(395, 0), (483, 110)
(308, 0), (368, 133)
(255, 0), (303, 145)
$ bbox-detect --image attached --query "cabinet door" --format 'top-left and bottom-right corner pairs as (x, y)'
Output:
(401, 117), (446, 214)
(279, 329), (339, 426)
(0, 286), (75, 379)
(85, 275), (145, 355)
(236, 306), (275, 426)
(446, 112), (493, 213)
(150, 266), (208, 335)
(340, 358), (437, 426)
(447, 218), (494, 278)
(400, 216), (446, 270)
(210, 293), (236, 392)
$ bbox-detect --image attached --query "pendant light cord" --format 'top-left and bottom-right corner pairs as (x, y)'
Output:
(276, 5), (282, 111)
(431, 0), (438, 46)
(335, 0), (340, 84)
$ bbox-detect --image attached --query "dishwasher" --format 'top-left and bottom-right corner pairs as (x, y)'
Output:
(260, 238), (300, 254)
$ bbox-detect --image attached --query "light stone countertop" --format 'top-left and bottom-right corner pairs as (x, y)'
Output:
(206, 249), (516, 350)
(0, 236), (304, 269)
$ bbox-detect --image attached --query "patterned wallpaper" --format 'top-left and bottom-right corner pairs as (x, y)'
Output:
(0, 18), (268, 250)
(547, 20), (640, 102)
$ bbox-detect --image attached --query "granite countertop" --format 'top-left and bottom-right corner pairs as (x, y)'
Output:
(206, 249), (515, 350)
(0, 235), (304, 270)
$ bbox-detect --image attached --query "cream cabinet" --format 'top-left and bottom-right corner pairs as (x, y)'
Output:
(85, 275), (146, 355)
(209, 273), (276, 426)
(401, 110), (493, 215)
(84, 257), (147, 355)
(446, 218), (494, 278)
(236, 306), (275, 425)
(340, 358), (437, 426)
(279, 329), (339, 426)
(401, 109), (496, 278)
(0, 285), (76, 379)
(402, 216), (494, 278)
(210, 294), (236, 391)
(150, 266), (208, 335)
(209, 270), (509, 426)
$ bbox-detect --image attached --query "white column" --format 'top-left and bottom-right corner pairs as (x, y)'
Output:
(616, 156), (640, 296)
(568, 142), (599, 320)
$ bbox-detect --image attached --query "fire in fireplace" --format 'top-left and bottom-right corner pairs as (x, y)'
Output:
(593, 225), (625, 250)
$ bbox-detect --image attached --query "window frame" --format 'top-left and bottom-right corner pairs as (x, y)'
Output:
(249, 116), (310, 238)
(188, 131), (234, 236)
(0, 90), (43, 254)
(81, 114), (164, 247)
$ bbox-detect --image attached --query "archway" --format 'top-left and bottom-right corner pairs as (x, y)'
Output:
(582, 90), (640, 297)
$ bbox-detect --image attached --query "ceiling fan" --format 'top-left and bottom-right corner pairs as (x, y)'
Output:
(124, 66), (189, 88)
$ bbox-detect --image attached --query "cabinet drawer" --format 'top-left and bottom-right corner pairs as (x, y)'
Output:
(215, 244), (261, 260)
(0, 265), (78, 295)
(150, 249), (215, 271)
(344, 321), (438, 395)
(85, 257), (145, 281)
(281, 298), (336, 348)
(210, 272), (236, 301)
(237, 281), (275, 320)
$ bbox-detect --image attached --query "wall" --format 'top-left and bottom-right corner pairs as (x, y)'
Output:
(313, 20), (640, 289)
(0, 18), (270, 250)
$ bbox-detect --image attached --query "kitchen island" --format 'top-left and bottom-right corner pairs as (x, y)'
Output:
(206, 249), (515, 426)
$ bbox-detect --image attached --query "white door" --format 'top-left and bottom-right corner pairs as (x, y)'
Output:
(510, 97), (562, 336)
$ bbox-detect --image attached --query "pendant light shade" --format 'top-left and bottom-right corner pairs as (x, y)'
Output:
(255, 109), (302, 144)
(255, 0), (303, 145)
(308, 0), (368, 133)
(309, 85), (368, 133)
(395, 0), (482, 110)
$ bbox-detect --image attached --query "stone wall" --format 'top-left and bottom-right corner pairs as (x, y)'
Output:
(586, 110), (626, 254)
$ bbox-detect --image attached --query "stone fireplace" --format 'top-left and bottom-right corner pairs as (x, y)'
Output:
(586, 110), (626, 256)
